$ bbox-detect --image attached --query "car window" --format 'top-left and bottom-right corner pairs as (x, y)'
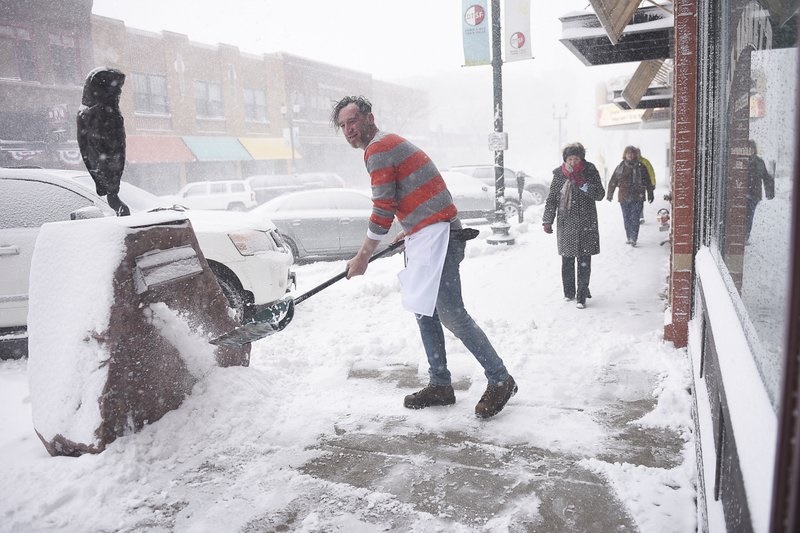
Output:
(210, 182), (227, 194)
(0, 179), (94, 228)
(183, 183), (207, 197)
(283, 193), (332, 210)
(230, 182), (245, 193)
(333, 191), (371, 210)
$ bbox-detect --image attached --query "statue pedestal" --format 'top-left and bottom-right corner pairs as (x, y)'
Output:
(27, 213), (249, 456)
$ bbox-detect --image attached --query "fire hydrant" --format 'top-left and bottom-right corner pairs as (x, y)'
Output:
(657, 208), (670, 232)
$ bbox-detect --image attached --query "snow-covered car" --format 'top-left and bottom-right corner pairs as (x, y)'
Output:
(0, 168), (294, 358)
(441, 171), (497, 220)
(440, 170), (531, 221)
(446, 164), (551, 206)
(250, 188), (401, 262)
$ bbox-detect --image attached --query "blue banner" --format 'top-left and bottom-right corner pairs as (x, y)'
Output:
(462, 0), (491, 66)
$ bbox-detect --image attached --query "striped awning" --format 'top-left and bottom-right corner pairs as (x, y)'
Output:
(182, 136), (252, 162)
(126, 135), (195, 164)
(238, 137), (301, 160)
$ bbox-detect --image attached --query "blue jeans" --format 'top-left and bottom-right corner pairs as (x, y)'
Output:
(620, 201), (644, 242)
(415, 238), (510, 386)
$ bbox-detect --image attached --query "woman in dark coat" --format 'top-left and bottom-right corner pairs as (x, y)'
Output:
(542, 143), (605, 309)
(606, 145), (654, 246)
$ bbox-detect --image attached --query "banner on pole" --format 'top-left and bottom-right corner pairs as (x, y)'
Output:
(462, 0), (491, 66)
(504, 0), (531, 62)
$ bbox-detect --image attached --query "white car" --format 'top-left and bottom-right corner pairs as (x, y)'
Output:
(0, 168), (294, 358)
(174, 180), (258, 211)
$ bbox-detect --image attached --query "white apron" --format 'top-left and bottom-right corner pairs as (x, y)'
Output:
(397, 222), (450, 316)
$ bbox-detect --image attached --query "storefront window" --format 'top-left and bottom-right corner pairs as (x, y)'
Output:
(713, 0), (797, 406)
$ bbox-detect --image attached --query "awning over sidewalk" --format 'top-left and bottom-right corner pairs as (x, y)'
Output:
(182, 136), (252, 162)
(238, 137), (301, 160)
(126, 135), (195, 164)
(560, 4), (673, 66)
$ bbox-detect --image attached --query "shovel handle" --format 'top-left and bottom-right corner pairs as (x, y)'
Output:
(293, 239), (405, 306)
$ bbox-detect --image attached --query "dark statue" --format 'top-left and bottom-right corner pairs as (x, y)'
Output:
(77, 67), (129, 216)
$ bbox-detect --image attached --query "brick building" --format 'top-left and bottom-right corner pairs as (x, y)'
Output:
(0, 2), (427, 194)
(0, 0), (94, 169)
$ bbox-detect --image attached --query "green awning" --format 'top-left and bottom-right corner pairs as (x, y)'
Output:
(181, 136), (252, 162)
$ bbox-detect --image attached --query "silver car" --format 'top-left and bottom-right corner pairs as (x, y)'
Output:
(250, 188), (401, 262)
(446, 164), (550, 206)
(0, 168), (294, 358)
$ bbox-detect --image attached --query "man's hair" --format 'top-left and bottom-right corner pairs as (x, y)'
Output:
(331, 95), (372, 131)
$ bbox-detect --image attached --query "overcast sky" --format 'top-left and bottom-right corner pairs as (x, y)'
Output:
(90, 0), (595, 81)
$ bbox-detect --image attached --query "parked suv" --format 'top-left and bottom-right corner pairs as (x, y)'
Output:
(175, 180), (257, 211)
(446, 165), (551, 205)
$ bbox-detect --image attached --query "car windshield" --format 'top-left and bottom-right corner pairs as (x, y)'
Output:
(72, 175), (165, 213)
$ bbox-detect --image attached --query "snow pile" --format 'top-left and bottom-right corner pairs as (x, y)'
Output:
(26, 216), (127, 444)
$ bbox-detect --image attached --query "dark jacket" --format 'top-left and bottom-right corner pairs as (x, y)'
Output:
(748, 155), (775, 202)
(543, 161), (605, 257)
(607, 160), (654, 203)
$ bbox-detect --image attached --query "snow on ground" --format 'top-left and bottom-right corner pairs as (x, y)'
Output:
(0, 190), (695, 532)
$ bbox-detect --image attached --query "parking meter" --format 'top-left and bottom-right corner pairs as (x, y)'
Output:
(516, 171), (526, 222)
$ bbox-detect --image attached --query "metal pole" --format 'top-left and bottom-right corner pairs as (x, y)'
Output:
(487, 0), (514, 245)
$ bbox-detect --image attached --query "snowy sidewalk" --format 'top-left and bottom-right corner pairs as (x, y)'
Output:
(0, 191), (696, 532)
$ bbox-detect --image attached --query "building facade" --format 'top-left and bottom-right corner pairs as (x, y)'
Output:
(89, 15), (427, 194)
(561, 1), (798, 530)
(0, 0), (94, 169)
(0, 2), (427, 194)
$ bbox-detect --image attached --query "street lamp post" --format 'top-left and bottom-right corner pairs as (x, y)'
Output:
(486, 0), (514, 246)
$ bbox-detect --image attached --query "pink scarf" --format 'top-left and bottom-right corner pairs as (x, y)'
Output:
(561, 160), (586, 187)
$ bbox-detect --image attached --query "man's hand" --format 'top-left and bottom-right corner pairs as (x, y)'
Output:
(647, 190), (655, 204)
(346, 254), (370, 279)
(346, 236), (381, 279)
(542, 223), (553, 234)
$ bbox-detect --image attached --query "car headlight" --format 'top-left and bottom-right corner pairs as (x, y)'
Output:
(228, 230), (276, 256)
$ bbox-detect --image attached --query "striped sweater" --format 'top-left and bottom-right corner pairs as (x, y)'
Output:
(364, 132), (459, 237)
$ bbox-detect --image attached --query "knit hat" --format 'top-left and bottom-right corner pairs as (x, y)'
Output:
(562, 143), (585, 161)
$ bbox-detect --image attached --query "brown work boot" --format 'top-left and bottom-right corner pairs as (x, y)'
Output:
(404, 384), (456, 409)
(475, 376), (518, 418)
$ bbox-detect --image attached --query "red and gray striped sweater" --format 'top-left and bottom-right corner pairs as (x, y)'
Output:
(364, 132), (459, 237)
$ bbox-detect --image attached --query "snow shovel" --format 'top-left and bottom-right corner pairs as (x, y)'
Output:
(209, 239), (406, 346)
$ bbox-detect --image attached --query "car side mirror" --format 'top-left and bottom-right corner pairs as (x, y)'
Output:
(70, 206), (106, 220)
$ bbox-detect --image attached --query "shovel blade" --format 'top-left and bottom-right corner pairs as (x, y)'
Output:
(209, 297), (294, 346)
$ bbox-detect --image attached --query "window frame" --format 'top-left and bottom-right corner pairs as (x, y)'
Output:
(131, 72), (170, 116)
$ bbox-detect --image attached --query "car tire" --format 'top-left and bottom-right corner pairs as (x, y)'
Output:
(527, 186), (547, 205)
(208, 263), (252, 322)
(227, 202), (247, 211)
(503, 200), (520, 220)
(282, 236), (301, 262)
